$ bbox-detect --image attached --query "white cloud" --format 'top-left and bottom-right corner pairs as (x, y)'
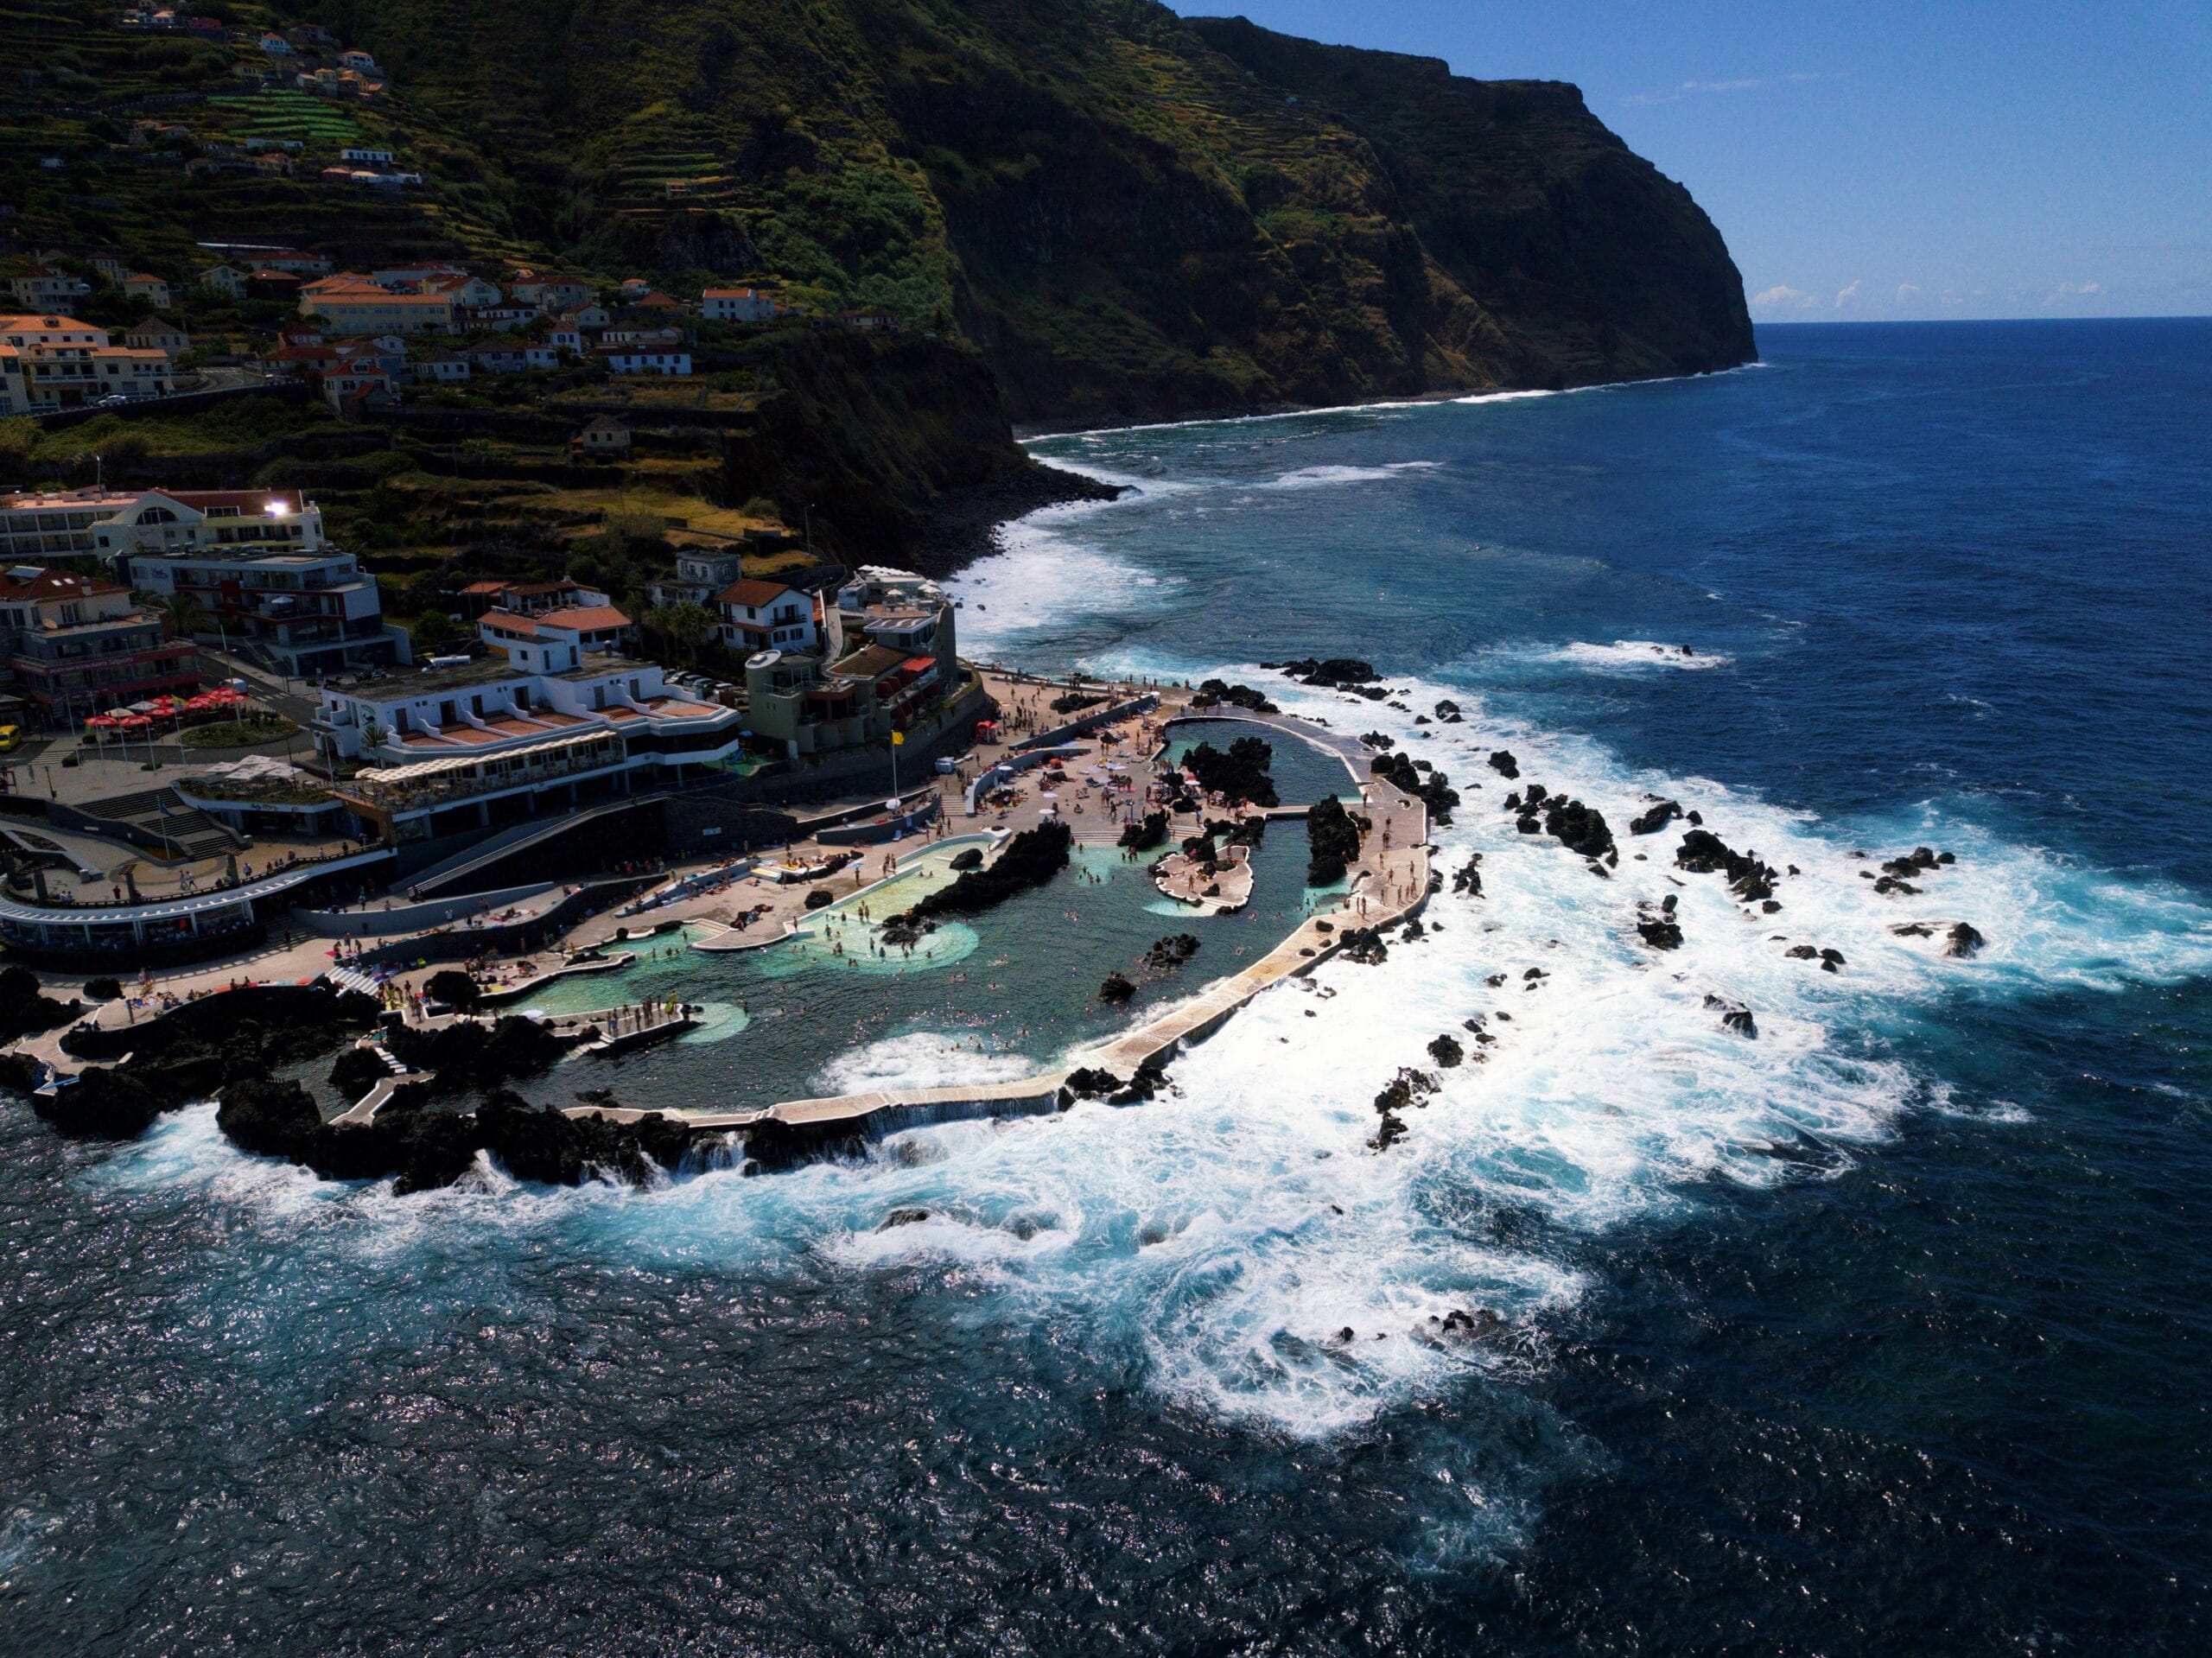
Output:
(1751, 284), (1820, 312)
(1625, 72), (1834, 105)
(1896, 283), (1922, 304)
(2041, 280), (2105, 308)
(1834, 279), (1863, 308)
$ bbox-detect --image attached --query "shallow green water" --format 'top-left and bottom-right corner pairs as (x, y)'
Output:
(1160, 717), (1360, 806)
(511, 831), (1332, 1115)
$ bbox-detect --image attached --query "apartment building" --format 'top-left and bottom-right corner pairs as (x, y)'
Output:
(6, 268), (91, 309)
(86, 488), (326, 575)
(0, 488), (146, 562)
(129, 524), (412, 678)
(741, 595), (961, 758)
(0, 568), (200, 722)
(0, 314), (174, 409)
(316, 631), (747, 841)
(297, 276), (454, 334)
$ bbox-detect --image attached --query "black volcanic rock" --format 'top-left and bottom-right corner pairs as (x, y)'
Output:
(1675, 829), (1779, 903)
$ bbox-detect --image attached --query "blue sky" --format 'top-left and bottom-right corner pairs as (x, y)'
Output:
(1170, 2), (2211, 320)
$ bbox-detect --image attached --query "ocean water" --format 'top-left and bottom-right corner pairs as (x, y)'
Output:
(5, 321), (2210, 1654)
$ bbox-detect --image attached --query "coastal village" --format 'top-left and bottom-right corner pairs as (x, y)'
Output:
(0, 596), (1444, 1174)
(0, 22), (1457, 1177)
(1, 207), (1449, 1165)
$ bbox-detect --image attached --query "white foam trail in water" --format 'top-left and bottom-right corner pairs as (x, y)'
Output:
(1541, 639), (1733, 672)
(1454, 388), (1564, 404)
(815, 1031), (1037, 1096)
(1262, 461), (1442, 490)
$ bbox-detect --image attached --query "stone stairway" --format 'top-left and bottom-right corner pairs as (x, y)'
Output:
(69, 787), (241, 861)
(324, 965), (384, 999)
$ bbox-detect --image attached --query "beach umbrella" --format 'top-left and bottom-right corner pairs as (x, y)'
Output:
(119, 715), (153, 729)
(128, 700), (160, 715)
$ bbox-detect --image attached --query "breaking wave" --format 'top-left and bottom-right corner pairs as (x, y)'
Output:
(1541, 639), (1734, 672)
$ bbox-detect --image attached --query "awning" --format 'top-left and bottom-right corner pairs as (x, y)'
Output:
(353, 727), (615, 785)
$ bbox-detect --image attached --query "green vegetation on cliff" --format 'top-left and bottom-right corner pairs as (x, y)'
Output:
(1, 0), (1751, 425)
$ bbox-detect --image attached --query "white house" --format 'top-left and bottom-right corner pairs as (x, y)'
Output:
(479, 601), (637, 657)
(714, 578), (817, 656)
(411, 348), (471, 384)
(700, 286), (779, 323)
(601, 349), (690, 377)
(8, 268), (91, 308)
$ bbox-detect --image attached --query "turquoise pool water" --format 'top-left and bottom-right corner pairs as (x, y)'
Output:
(1160, 718), (1359, 805)
(509, 830), (1336, 1115)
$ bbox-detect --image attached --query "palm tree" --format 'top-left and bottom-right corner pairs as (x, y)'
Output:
(664, 600), (715, 666)
(152, 592), (212, 641)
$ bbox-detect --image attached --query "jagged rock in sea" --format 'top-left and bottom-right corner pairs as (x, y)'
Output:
(1945, 923), (1987, 958)
(1704, 995), (1758, 1039)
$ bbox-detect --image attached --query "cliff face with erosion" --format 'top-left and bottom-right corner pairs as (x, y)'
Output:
(300, 0), (1752, 424)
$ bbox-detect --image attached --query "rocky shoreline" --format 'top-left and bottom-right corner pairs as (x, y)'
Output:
(906, 459), (1122, 580)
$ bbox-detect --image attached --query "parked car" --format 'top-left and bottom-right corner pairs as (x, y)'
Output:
(0, 725), (20, 752)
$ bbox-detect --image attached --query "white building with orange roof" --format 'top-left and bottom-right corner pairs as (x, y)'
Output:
(699, 285), (780, 322)
(297, 276), (454, 334)
(479, 601), (636, 657)
(0, 313), (174, 408)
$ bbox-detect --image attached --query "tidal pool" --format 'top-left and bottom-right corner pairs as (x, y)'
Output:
(511, 831), (1336, 1116)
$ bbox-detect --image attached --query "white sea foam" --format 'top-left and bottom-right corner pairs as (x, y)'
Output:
(1453, 388), (1565, 405)
(951, 499), (1179, 657)
(1541, 639), (1733, 672)
(1262, 461), (1443, 490)
(88, 655), (2212, 1452)
(814, 1030), (1037, 1096)
(78, 606), (2212, 1458)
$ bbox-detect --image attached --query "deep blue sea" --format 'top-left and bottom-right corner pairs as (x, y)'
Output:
(5, 320), (2209, 1655)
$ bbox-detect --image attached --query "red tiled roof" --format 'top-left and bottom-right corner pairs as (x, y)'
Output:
(0, 570), (126, 601)
(537, 605), (632, 632)
(833, 644), (906, 679)
(714, 578), (798, 608)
